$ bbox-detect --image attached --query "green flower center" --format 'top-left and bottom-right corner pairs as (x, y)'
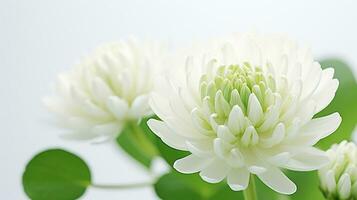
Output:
(194, 63), (281, 147)
(199, 63), (275, 119)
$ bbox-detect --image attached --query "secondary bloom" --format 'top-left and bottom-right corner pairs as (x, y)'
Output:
(319, 141), (357, 200)
(44, 38), (165, 141)
(148, 32), (341, 194)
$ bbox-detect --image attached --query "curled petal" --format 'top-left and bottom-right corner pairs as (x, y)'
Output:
(297, 112), (341, 145)
(174, 154), (213, 174)
(147, 119), (187, 150)
(227, 168), (250, 191)
(257, 167), (297, 195)
(283, 147), (329, 171)
(199, 160), (230, 183)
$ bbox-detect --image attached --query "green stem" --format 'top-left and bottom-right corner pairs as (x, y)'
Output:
(243, 175), (257, 200)
(91, 181), (153, 190)
(130, 122), (158, 157)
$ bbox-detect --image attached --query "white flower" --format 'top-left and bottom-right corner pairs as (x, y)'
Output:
(319, 141), (357, 200)
(44, 38), (166, 141)
(148, 32), (342, 194)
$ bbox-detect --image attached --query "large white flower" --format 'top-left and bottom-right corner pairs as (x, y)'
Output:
(319, 141), (357, 200)
(148, 32), (342, 194)
(45, 38), (166, 141)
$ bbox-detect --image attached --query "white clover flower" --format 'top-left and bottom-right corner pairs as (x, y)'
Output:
(319, 141), (357, 200)
(44, 38), (166, 141)
(148, 32), (342, 194)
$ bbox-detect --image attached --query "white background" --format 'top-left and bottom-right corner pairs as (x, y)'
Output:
(1, 0), (357, 199)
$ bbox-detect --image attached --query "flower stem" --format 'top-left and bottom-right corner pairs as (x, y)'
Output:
(130, 122), (158, 157)
(91, 181), (153, 190)
(243, 175), (257, 200)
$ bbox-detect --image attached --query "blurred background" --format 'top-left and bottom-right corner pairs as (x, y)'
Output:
(1, 0), (356, 199)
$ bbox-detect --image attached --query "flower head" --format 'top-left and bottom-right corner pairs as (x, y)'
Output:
(319, 141), (357, 200)
(148, 32), (341, 194)
(44, 38), (165, 141)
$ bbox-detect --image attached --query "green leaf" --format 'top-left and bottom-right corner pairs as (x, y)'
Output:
(288, 171), (324, 200)
(154, 172), (204, 200)
(116, 117), (159, 168)
(22, 149), (91, 200)
(155, 171), (243, 200)
(317, 59), (357, 149)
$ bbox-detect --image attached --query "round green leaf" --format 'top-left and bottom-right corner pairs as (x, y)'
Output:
(155, 171), (245, 200)
(22, 149), (91, 200)
(154, 172), (203, 200)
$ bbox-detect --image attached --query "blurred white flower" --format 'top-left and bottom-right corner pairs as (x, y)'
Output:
(319, 141), (357, 200)
(44, 38), (166, 141)
(148, 32), (341, 194)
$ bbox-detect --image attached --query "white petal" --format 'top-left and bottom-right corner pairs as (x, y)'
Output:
(247, 94), (263, 125)
(191, 108), (214, 136)
(106, 96), (129, 120)
(297, 112), (341, 145)
(215, 90), (231, 116)
(147, 119), (187, 150)
(338, 173), (351, 199)
(91, 123), (120, 137)
(241, 126), (259, 146)
(268, 152), (291, 166)
(186, 140), (213, 157)
(227, 105), (245, 135)
(312, 69), (339, 113)
(64, 117), (93, 129)
(301, 62), (322, 100)
(83, 100), (108, 118)
(174, 154), (213, 173)
(248, 166), (267, 174)
(149, 92), (171, 121)
(91, 77), (114, 103)
(128, 95), (151, 118)
(259, 123), (285, 148)
(213, 138), (231, 159)
(209, 113), (218, 132)
(230, 89), (245, 112)
(258, 95), (281, 132)
(199, 160), (230, 183)
(227, 168), (250, 191)
(296, 100), (316, 125)
(217, 125), (236, 143)
(326, 170), (337, 193)
(257, 167), (297, 195)
(227, 148), (245, 167)
(70, 85), (87, 106)
(283, 147), (329, 171)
